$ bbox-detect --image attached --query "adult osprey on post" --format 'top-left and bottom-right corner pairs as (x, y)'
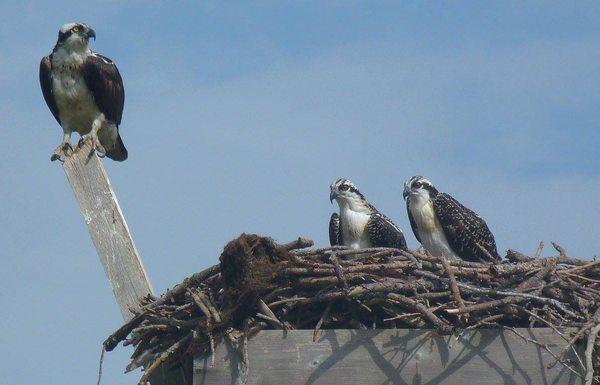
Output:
(40, 23), (127, 161)
(403, 176), (500, 263)
(329, 178), (407, 250)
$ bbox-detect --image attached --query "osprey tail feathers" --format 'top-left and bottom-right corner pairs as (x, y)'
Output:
(105, 133), (128, 161)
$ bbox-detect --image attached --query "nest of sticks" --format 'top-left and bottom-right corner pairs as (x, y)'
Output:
(104, 234), (600, 385)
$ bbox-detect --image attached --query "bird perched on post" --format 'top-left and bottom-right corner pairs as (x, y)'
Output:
(329, 178), (407, 250)
(403, 176), (500, 262)
(40, 22), (127, 162)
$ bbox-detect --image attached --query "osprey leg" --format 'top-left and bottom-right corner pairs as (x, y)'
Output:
(79, 115), (107, 157)
(50, 131), (73, 162)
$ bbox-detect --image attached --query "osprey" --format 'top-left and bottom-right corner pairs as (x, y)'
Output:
(329, 178), (407, 250)
(403, 176), (500, 263)
(40, 23), (127, 161)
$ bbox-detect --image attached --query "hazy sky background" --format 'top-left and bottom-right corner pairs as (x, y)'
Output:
(1, 2), (599, 384)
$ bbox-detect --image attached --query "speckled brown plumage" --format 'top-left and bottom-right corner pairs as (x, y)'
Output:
(366, 212), (407, 250)
(433, 193), (500, 263)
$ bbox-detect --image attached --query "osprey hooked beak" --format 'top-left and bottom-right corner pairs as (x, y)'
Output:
(86, 28), (96, 40)
(330, 190), (338, 203)
(402, 186), (410, 200)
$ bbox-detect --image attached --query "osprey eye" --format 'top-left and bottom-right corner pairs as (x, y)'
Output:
(340, 185), (349, 191)
(413, 182), (422, 188)
(72, 26), (80, 32)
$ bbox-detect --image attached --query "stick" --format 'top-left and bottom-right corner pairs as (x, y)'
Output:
(439, 256), (466, 315)
(517, 306), (586, 370)
(138, 333), (192, 385)
(559, 260), (600, 275)
(584, 323), (600, 385)
(504, 326), (582, 379)
(330, 254), (349, 293)
(386, 293), (454, 334)
(534, 241), (544, 258)
(258, 299), (286, 329)
(313, 302), (332, 342)
(280, 237), (315, 251)
(446, 296), (527, 315)
(96, 346), (105, 385)
(463, 314), (505, 331)
(548, 322), (595, 369)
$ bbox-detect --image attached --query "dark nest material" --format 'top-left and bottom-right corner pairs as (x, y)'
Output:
(104, 234), (600, 385)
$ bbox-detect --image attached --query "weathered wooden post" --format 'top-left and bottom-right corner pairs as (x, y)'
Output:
(62, 141), (153, 319)
(61, 141), (186, 384)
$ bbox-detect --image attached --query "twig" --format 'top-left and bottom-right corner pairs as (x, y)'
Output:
(255, 313), (285, 329)
(559, 260), (600, 275)
(446, 296), (527, 315)
(280, 237), (314, 251)
(584, 323), (600, 385)
(313, 302), (332, 342)
(516, 306), (586, 369)
(267, 297), (308, 307)
(439, 256), (466, 315)
(258, 299), (286, 329)
(534, 241), (545, 259)
(187, 288), (213, 323)
(290, 245), (348, 255)
(548, 322), (595, 369)
(386, 293), (454, 334)
(96, 346), (105, 385)
(138, 333), (192, 385)
(383, 312), (420, 322)
(463, 314), (504, 331)
(503, 326), (583, 379)
(329, 254), (349, 293)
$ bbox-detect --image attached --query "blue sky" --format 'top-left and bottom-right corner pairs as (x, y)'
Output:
(0, 2), (599, 385)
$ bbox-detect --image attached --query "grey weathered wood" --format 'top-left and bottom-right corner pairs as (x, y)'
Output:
(62, 141), (154, 320)
(194, 329), (583, 385)
(62, 143), (188, 385)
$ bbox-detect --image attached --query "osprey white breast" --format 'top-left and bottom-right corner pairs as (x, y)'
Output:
(407, 192), (456, 258)
(340, 207), (372, 249)
(51, 50), (100, 134)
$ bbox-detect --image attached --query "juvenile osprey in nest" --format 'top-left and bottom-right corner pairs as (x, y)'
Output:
(40, 23), (127, 161)
(403, 176), (500, 262)
(329, 178), (407, 250)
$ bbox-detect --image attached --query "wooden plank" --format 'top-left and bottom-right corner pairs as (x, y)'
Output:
(193, 329), (583, 385)
(62, 143), (188, 385)
(62, 141), (154, 320)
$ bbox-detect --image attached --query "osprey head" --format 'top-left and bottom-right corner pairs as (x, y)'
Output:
(403, 175), (438, 200)
(329, 178), (372, 212)
(56, 23), (96, 50)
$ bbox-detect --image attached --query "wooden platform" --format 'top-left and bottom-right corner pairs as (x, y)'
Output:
(193, 328), (582, 385)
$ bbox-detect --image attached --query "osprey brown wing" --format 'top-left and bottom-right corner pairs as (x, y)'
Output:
(82, 54), (124, 125)
(366, 212), (407, 250)
(329, 212), (342, 246)
(39, 56), (60, 124)
(433, 193), (500, 262)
